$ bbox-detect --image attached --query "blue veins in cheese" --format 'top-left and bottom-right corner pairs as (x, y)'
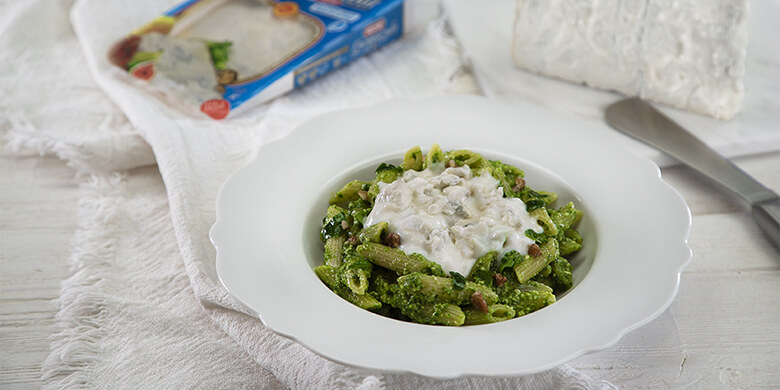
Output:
(365, 166), (543, 276)
(512, 0), (750, 120)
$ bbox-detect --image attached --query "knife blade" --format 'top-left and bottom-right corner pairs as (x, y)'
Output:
(605, 97), (780, 250)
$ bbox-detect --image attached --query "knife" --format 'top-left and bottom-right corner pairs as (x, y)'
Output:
(605, 97), (780, 250)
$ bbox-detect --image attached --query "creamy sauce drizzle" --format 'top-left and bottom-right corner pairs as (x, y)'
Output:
(365, 166), (542, 275)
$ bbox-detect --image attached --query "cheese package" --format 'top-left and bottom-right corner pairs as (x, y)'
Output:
(109, 0), (404, 119)
(511, 0), (750, 120)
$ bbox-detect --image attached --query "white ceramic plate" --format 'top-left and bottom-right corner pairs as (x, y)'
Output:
(211, 95), (692, 378)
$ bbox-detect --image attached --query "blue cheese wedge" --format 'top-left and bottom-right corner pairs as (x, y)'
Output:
(512, 0), (749, 120)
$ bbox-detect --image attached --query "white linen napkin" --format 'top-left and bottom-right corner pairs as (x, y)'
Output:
(442, 0), (780, 168)
(0, 0), (618, 388)
(41, 170), (288, 389)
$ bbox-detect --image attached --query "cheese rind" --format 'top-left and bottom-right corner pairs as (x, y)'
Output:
(640, 0), (748, 119)
(512, 0), (644, 95)
(512, 0), (749, 120)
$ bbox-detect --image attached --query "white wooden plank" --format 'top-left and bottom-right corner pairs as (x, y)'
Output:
(571, 271), (780, 389)
(559, 153), (780, 388)
(0, 153), (81, 389)
(686, 213), (779, 273)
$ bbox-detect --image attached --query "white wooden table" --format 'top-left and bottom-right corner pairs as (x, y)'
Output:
(2, 142), (778, 388)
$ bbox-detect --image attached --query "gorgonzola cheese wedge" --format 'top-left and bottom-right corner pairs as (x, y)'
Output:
(512, 0), (749, 120)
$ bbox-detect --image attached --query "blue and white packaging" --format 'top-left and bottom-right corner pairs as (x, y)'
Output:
(109, 0), (407, 119)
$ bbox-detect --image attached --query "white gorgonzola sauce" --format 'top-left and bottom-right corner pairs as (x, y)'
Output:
(364, 166), (543, 276)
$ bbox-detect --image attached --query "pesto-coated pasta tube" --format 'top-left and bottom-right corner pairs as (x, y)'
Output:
(513, 239), (558, 283)
(423, 143), (444, 170)
(396, 273), (498, 306)
(357, 243), (442, 276)
(549, 202), (583, 230)
(343, 268), (369, 295)
(314, 265), (381, 310)
(340, 257), (373, 296)
(329, 180), (370, 204)
(323, 236), (345, 267)
(463, 304), (516, 325)
(443, 149), (489, 170)
(501, 282), (556, 316)
(358, 222), (387, 244)
(559, 229), (583, 256)
(400, 302), (465, 326)
(402, 145), (423, 171)
(467, 251), (498, 285)
(530, 208), (558, 236)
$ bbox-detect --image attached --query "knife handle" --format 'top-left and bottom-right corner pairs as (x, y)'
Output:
(753, 200), (780, 249)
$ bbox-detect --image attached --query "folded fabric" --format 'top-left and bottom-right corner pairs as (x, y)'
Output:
(42, 171), (287, 389)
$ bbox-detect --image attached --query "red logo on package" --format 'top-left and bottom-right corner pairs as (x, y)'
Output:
(200, 99), (231, 120)
(318, 0), (342, 5)
(363, 18), (386, 37)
